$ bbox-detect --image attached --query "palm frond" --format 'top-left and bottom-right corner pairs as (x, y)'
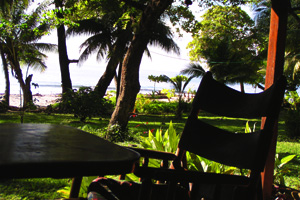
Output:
(148, 21), (180, 55)
(66, 18), (112, 38)
(180, 63), (206, 77)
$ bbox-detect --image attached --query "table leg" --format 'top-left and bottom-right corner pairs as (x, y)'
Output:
(69, 177), (83, 198)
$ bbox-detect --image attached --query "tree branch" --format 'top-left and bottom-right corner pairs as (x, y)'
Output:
(69, 59), (79, 63)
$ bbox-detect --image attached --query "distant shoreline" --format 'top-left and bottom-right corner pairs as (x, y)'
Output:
(0, 94), (61, 108)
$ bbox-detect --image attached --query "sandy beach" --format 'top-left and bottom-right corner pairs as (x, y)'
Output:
(0, 94), (61, 107)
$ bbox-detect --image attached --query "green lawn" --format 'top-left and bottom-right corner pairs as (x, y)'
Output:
(0, 110), (299, 199)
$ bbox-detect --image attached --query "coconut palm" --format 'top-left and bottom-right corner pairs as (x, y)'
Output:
(161, 74), (194, 119)
(0, 1), (56, 107)
(67, 13), (180, 99)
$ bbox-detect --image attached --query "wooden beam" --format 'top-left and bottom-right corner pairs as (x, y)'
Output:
(262, 0), (289, 199)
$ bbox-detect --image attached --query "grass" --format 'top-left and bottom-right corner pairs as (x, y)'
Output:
(0, 110), (299, 199)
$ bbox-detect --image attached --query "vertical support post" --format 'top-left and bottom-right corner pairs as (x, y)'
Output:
(261, 0), (289, 199)
(69, 177), (83, 198)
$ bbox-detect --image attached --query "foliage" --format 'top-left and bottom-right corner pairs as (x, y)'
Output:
(134, 94), (152, 113)
(186, 152), (237, 174)
(161, 88), (175, 102)
(140, 121), (179, 153)
(284, 91), (300, 138)
(187, 5), (263, 87)
(58, 87), (114, 122)
(0, 100), (8, 113)
(274, 154), (297, 186)
(148, 75), (169, 97)
(160, 74), (194, 118)
(106, 123), (134, 143)
(0, 0), (56, 106)
(139, 121), (180, 168)
(143, 101), (178, 114)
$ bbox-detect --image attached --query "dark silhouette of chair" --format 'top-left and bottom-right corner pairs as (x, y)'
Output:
(88, 71), (286, 200)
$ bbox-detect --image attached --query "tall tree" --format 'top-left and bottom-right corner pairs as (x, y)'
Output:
(67, 0), (180, 100)
(0, 1), (55, 107)
(109, 0), (174, 130)
(53, 0), (81, 94)
(187, 5), (263, 92)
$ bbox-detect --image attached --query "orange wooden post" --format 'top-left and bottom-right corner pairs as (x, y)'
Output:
(261, 0), (289, 199)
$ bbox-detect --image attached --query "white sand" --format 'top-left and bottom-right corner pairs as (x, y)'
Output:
(0, 94), (61, 107)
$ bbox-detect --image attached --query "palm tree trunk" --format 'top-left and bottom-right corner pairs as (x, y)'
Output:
(240, 81), (245, 93)
(109, 0), (173, 130)
(12, 60), (32, 107)
(24, 74), (33, 106)
(94, 55), (120, 98)
(0, 47), (10, 105)
(55, 0), (72, 94)
(94, 28), (131, 99)
(109, 34), (146, 129)
(57, 24), (72, 94)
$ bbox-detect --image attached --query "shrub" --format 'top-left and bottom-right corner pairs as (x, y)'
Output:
(142, 101), (177, 114)
(0, 100), (8, 113)
(284, 91), (300, 138)
(106, 123), (134, 143)
(57, 87), (114, 122)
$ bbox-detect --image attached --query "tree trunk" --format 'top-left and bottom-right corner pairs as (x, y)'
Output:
(57, 24), (72, 94)
(109, 0), (173, 130)
(94, 54), (120, 98)
(94, 26), (131, 99)
(0, 47), (10, 105)
(240, 81), (245, 93)
(11, 60), (32, 107)
(23, 74), (33, 107)
(55, 0), (72, 94)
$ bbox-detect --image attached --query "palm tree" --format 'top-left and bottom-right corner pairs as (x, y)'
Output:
(0, 1), (56, 107)
(161, 75), (194, 119)
(67, 13), (180, 100)
(0, 0), (29, 105)
(53, 0), (82, 94)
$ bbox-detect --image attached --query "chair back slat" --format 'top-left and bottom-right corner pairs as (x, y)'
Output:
(178, 71), (286, 171)
(192, 72), (286, 119)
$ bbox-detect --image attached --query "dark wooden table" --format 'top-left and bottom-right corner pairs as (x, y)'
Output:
(0, 123), (140, 198)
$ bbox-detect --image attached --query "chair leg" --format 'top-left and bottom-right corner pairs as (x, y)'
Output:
(138, 178), (152, 200)
(69, 177), (83, 198)
(166, 181), (177, 200)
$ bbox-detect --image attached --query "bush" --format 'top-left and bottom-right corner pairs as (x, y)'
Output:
(106, 123), (134, 143)
(142, 101), (177, 114)
(284, 91), (300, 138)
(57, 87), (114, 122)
(0, 101), (8, 113)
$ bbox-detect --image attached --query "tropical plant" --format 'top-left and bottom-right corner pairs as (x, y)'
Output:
(284, 91), (300, 138)
(161, 75), (194, 118)
(180, 63), (206, 79)
(187, 5), (263, 92)
(67, 1), (180, 101)
(148, 75), (169, 97)
(274, 154), (297, 186)
(0, 0), (56, 107)
(140, 121), (180, 168)
(58, 87), (114, 122)
(161, 88), (175, 102)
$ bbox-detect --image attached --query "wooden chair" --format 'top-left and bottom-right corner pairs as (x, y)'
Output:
(131, 71), (286, 200)
(88, 71), (286, 199)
